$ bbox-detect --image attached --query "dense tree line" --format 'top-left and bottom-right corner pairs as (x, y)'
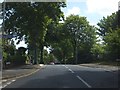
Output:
(2, 2), (120, 66)
(48, 15), (96, 64)
(2, 2), (66, 66)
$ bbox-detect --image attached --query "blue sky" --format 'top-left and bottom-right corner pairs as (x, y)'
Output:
(62, 0), (119, 26)
(0, 0), (119, 49)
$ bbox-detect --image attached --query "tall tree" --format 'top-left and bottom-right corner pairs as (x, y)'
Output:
(97, 12), (118, 39)
(4, 2), (66, 64)
(97, 12), (119, 61)
(63, 15), (96, 64)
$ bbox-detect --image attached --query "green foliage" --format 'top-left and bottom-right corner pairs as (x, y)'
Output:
(91, 43), (105, 60)
(4, 2), (119, 65)
(46, 15), (97, 64)
(17, 47), (27, 56)
(43, 50), (56, 64)
(97, 12), (118, 38)
(11, 54), (26, 65)
(47, 23), (74, 64)
(105, 28), (120, 60)
(3, 43), (16, 63)
(63, 15), (97, 63)
(3, 42), (27, 67)
(3, 51), (8, 62)
(97, 12), (120, 61)
(8, 47), (27, 65)
(4, 2), (66, 64)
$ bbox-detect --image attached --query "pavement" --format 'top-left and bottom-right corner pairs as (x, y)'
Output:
(79, 63), (119, 72)
(2, 64), (44, 80)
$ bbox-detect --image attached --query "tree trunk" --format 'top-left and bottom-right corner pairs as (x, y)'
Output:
(73, 39), (77, 64)
(40, 45), (44, 64)
(33, 47), (37, 64)
(72, 43), (75, 64)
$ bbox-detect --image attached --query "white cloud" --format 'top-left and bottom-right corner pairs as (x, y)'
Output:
(86, 0), (119, 16)
(67, 0), (86, 2)
(66, 7), (80, 17)
(0, 0), (3, 3)
(12, 38), (27, 49)
(15, 40), (27, 49)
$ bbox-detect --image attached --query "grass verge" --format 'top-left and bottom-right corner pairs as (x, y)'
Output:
(91, 60), (120, 66)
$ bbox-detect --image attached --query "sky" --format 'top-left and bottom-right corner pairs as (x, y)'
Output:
(62, 0), (119, 25)
(0, 0), (119, 49)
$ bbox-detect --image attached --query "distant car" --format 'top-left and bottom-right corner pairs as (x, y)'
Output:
(55, 62), (60, 64)
(49, 62), (55, 65)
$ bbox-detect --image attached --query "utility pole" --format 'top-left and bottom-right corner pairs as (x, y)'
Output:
(75, 31), (77, 65)
(118, 2), (120, 89)
(75, 41), (77, 64)
(2, 0), (6, 69)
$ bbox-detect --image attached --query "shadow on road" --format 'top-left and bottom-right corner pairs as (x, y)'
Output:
(5, 66), (119, 88)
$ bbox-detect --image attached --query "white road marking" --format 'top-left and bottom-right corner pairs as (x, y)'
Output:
(102, 69), (113, 72)
(76, 75), (92, 88)
(12, 69), (40, 80)
(2, 79), (16, 88)
(64, 66), (68, 68)
(2, 68), (40, 88)
(68, 69), (74, 73)
(11, 79), (16, 82)
(3, 84), (7, 88)
(2, 80), (7, 82)
(6, 82), (12, 85)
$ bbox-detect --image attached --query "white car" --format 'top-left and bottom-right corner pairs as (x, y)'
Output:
(50, 62), (55, 65)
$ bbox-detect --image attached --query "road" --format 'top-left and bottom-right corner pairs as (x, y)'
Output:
(3, 65), (118, 88)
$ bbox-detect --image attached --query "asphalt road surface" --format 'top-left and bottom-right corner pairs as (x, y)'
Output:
(3, 65), (118, 88)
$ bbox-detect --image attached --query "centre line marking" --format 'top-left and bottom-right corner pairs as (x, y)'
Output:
(64, 65), (68, 68)
(3, 85), (7, 88)
(7, 82), (12, 85)
(12, 80), (16, 82)
(76, 75), (92, 88)
(68, 69), (74, 73)
(2, 80), (7, 82)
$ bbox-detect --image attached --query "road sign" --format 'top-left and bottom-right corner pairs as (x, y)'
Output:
(0, 34), (16, 38)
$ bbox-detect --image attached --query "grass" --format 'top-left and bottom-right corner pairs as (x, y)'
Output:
(91, 60), (120, 66)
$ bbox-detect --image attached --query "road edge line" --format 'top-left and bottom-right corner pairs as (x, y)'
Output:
(2, 67), (41, 81)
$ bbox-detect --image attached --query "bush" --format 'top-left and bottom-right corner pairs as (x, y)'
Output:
(12, 55), (26, 65)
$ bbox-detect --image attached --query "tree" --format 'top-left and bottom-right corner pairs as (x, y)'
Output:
(97, 12), (119, 61)
(4, 2), (66, 64)
(17, 47), (27, 56)
(3, 40), (16, 65)
(97, 12), (118, 39)
(47, 15), (96, 64)
(63, 15), (96, 64)
(91, 43), (105, 60)
(105, 28), (120, 60)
